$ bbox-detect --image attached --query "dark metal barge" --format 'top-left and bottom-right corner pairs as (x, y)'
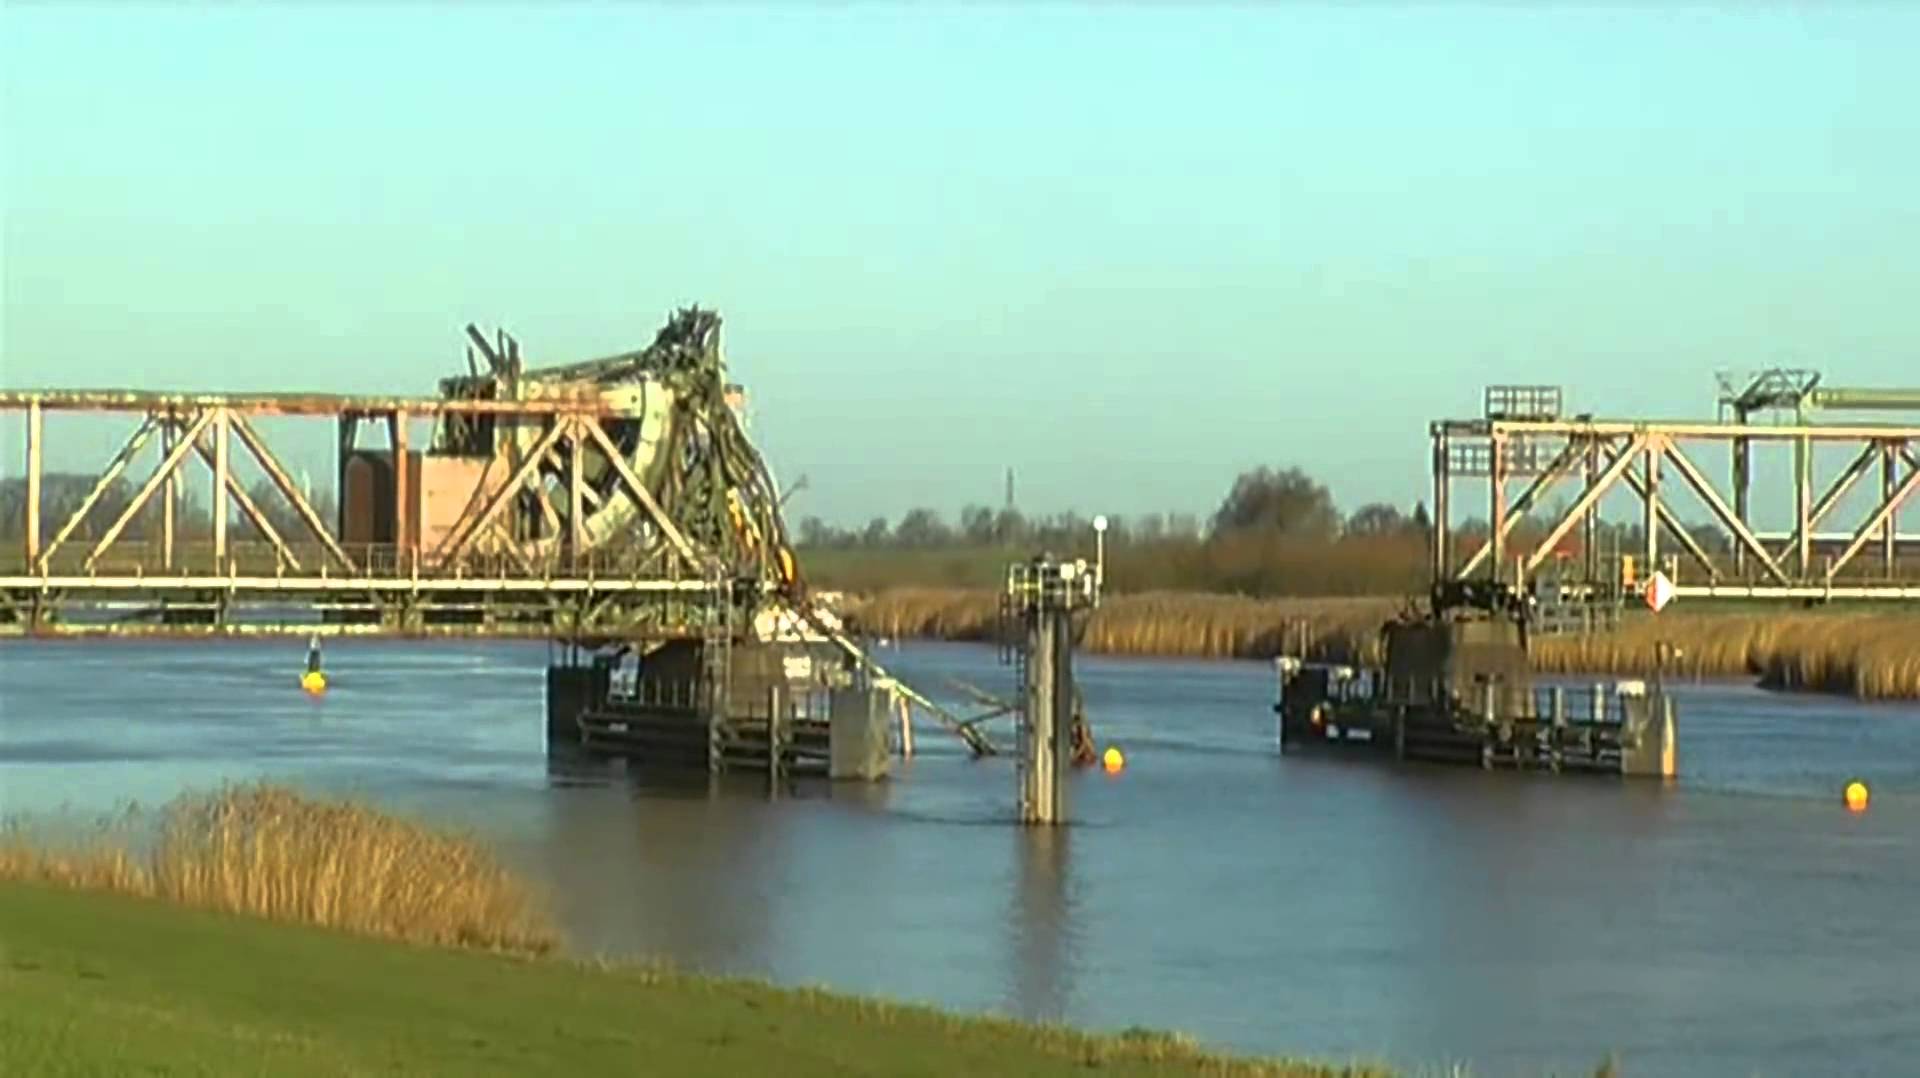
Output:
(1274, 582), (1677, 778)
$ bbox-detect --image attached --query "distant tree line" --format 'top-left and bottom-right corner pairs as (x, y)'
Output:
(0, 473), (338, 546)
(795, 460), (1727, 559)
(791, 463), (1737, 597)
(794, 466), (1430, 551)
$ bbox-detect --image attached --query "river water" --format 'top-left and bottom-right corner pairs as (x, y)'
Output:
(3, 638), (1917, 1077)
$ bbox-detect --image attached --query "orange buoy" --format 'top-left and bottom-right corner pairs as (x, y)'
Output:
(1845, 781), (1869, 813)
(1102, 746), (1125, 774)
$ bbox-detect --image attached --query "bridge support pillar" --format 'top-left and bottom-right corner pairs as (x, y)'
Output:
(1006, 555), (1099, 826)
(1620, 691), (1677, 779)
(546, 655), (610, 748)
(829, 686), (891, 781)
(1019, 603), (1072, 824)
(1622, 651), (1679, 780)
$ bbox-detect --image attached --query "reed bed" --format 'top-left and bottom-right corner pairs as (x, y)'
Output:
(843, 589), (1920, 700)
(842, 588), (1402, 664)
(801, 534), (1430, 598)
(1533, 612), (1920, 701)
(0, 783), (557, 954)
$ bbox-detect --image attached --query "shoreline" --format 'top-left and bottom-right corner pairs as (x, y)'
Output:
(836, 587), (1920, 702)
(0, 784), (1400, 1077)
(2, 879), (1393, 1078)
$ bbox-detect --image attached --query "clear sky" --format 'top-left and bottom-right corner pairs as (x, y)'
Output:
(3, 3), (1916, 528)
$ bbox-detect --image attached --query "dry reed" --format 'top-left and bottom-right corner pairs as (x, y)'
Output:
(1532, 612), (1920, 700)
(0, 783), (556, 954)
(843, 589), (1920, 700)
(842, 588), (1402, 664)
(800, 533), (1430, 598)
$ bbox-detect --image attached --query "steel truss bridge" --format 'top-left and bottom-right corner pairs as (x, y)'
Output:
(0, 307), (801, 642)
(1433, 379), (1920, 603)
(0, 312), (1015, 758)
(0, 389), (750, 640)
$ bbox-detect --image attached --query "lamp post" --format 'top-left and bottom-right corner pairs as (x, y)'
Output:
(1092, 515), (1108, 604)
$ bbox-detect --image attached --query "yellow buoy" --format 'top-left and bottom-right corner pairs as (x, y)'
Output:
(1844, 780), (1869, 813)
(1102, 746), (1125, 774)
(301, 670), (327, 696)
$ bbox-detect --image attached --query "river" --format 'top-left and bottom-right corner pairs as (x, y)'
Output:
(3, 638), (1917, 1077)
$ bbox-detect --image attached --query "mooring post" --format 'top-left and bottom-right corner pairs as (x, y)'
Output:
(897, 693), (913, 758)
(768, 682), (783, 797)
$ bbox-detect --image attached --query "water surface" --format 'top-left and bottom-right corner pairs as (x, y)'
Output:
(4, 638), (1916, 1077)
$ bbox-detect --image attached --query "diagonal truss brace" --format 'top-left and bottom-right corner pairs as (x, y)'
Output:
(178, 416), (300, 571)
(1656, 434), (1789, 585)
(576, 415), (708, 573)
(1826, 454), (1920, 581)
(36, 415), (160, 571)
(433, 418), (570, 566)
(1594, 436), (1722, 582)
(1456, 439), (1584, 578)
(84, 410), (216, 571)
(1522, 434), (1647, 577)
(229, 412), (357, 573)
(1772, 441), (1879, 566)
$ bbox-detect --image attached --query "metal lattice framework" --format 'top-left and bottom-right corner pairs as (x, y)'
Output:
(1433, 383), (1920, 602)
(0, 309), (802, 639)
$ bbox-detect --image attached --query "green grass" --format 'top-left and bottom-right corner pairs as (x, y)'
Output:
(0, 880), (1388, 1077)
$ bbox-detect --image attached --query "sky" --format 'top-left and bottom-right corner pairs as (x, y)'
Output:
(2, 2), (1916, 530)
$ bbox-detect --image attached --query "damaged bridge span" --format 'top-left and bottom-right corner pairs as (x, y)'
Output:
(1, 307), (995, 776)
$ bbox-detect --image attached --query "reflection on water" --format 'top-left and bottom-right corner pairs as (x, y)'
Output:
(5, 638), (1920, 1077)
(1010, 825), (1075, 1023)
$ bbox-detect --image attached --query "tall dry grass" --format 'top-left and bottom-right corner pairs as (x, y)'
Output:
(800, 534), (1431, 598)
(843, 589), (1920, 700)
(842, 588), (1402, 664)
(0, 783), (556, 954)
(1533, 613), (1920, 700)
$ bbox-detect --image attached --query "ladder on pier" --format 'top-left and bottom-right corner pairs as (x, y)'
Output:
(701, 569), (734, 774)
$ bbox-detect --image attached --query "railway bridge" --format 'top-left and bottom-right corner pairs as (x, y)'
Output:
(0, 309), (993, 776)
(1430, 372), (1920, 613)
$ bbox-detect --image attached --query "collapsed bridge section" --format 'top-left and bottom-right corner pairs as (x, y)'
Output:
(0, 307), (994, 772)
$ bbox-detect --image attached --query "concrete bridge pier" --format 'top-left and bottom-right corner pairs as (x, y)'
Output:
(1006, 553), (1100, 826)
(1018, 599), (1078, 825)
(545, 651), (613, 748)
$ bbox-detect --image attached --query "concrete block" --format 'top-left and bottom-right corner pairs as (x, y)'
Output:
(829, 687), (890, 781)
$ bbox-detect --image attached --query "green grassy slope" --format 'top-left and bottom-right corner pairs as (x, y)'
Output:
(0, 881), (1382, 1077)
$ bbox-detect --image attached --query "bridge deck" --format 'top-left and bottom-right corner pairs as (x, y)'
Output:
(0, 546), (733, 641)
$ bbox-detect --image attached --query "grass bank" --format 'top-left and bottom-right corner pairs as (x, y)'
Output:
(839, 588), (1920, 701)
(0, 882), (1395, 1077)
(0, 787), (1389, 1077)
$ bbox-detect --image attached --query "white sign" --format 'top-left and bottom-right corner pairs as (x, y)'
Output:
(1644, 571), (1675, 613)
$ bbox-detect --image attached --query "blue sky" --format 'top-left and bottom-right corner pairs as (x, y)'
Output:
(3, 3), (1916, 528)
